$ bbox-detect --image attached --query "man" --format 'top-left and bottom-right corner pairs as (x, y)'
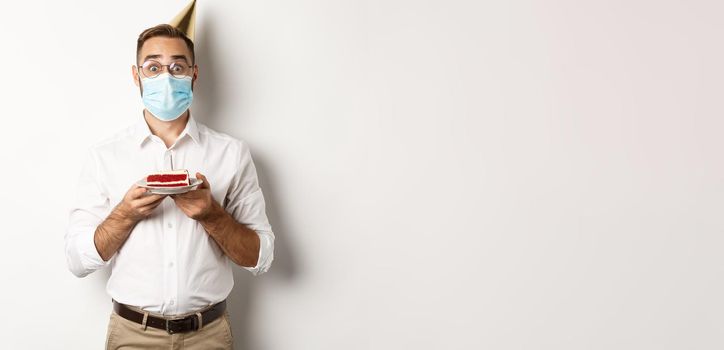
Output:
(64, 2), (275, 349)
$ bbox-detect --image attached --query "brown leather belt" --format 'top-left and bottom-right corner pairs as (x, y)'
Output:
(112, 299), (227, 334)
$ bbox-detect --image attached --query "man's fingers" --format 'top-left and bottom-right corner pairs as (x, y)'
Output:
(138, 199), (164, 212)
(128, 185), (148, 199)
(134, 193), (167, 207)
(196, 172), (210, 190)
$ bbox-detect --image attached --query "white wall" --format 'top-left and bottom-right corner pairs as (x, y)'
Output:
(1, 0), (723, 349)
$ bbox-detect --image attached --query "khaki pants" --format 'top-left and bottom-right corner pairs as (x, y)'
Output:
(105, 305), (234, 350)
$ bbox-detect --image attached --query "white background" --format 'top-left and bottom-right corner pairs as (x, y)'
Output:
(1, 0), (723, 349)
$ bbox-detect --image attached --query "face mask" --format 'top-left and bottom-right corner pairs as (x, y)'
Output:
(140, 72), (193, 121)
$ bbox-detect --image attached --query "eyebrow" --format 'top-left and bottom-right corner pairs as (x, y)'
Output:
(142, 54), (189, 63)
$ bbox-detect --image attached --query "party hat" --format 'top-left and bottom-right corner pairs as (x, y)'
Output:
(169, 0), (196, 42)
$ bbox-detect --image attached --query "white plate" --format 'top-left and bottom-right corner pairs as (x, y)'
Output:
(135, 177), (203, 195)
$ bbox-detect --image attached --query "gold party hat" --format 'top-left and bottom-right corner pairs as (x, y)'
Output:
(169, 0), (196, 42)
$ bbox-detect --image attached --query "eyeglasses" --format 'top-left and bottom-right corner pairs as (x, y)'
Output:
(138, 60), (193, 79)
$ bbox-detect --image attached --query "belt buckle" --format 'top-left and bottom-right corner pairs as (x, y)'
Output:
(165, 315), (198, 334)
(165, 318), (177, 334)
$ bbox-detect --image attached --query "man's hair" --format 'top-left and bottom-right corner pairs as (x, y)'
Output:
(136, 24), (195, 65)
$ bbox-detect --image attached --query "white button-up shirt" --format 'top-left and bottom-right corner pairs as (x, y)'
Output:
(64, 112), (275, 315)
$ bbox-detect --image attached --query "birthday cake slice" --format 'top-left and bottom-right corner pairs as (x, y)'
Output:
(146, 169), (190, 187)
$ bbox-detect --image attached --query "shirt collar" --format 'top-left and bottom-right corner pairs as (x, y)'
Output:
(135, 110), (201, 148)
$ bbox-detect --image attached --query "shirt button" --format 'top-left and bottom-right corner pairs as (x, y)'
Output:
(169, 261), (174, 267)
(167, 222), (173, 229)
(169, 299), (175, 305)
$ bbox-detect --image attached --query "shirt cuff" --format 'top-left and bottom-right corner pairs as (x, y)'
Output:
(66, 226), (110, 277)
(242, 230), (274, 276)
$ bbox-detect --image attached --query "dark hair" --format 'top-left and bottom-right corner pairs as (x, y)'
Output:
(136, 24), (195, 65)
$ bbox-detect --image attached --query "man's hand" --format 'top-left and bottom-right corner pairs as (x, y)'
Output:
(170, 173), (222, 221)
(94, 184), (166, 261)
(171, 173), (261, 267)
(116, 184), (168, 223)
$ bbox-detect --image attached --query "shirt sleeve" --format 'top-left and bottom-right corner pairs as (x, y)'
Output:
(64, 148), (112, 278)
(224, 141), (275, 276)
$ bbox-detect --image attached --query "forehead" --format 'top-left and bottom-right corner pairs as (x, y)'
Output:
(139, 36), (191, 62)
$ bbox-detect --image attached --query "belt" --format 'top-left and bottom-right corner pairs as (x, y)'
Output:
(112, 299), (227, 334)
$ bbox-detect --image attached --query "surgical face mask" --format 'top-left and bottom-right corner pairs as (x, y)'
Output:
(140, 72), (193, 121)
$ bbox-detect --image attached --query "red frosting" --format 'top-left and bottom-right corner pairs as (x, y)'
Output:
(147, 174), (188, 182)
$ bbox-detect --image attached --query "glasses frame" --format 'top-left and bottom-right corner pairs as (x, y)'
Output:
(137, 59), (194, 79)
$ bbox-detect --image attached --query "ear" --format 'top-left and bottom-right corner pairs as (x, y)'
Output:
(192, 64), (199, 88)
(131, 65), (140, 87)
